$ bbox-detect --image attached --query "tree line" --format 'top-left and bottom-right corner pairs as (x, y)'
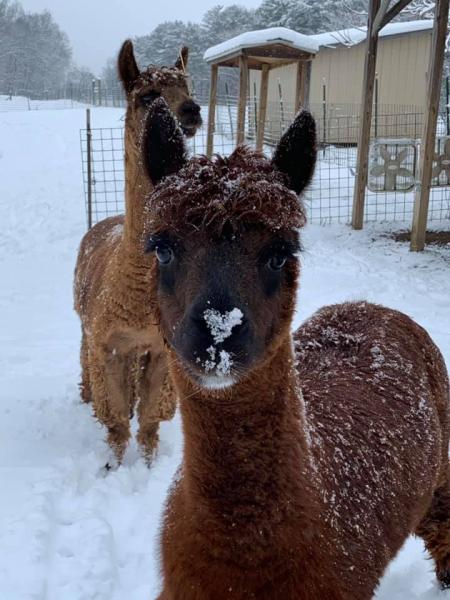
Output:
(103, 1), (370, 93)
(0, 0), (437, 101)
(0, 1), (72, 97)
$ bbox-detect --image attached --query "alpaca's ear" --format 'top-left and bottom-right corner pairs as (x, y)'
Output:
(175, 46), (189, 71)
(118, 39), (140, 94)
(272, 110), (317, 195)
(144, 97), (187, 185)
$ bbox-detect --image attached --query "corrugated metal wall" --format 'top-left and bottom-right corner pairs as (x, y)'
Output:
(249, 30), (432, 143)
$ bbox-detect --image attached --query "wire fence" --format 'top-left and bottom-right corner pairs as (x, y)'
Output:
(0, 80), (126, 112)
(80, 102), (450, 228)
(0, 77), (214, 112)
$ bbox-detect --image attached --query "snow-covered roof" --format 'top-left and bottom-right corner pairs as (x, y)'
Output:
(311, 19), (434, 49)
(204, 27), (319, 63)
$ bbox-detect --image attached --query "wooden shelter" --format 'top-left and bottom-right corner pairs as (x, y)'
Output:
(203, 28), (318, 156)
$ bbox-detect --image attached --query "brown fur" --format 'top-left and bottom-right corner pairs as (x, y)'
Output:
(73, 42), (201, 464)
(141, 111), (450, 598)
(146, 147), (306, 236)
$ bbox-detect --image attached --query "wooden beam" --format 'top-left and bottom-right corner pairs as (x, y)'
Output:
(236, 55), (249, 146)
(256, 64), (269, 151)
(295, 61), (308, 112)
(373, 0), (391, 33)
(410, 0), (449, 251)
(380, 0), (415, 29)
(351, 0), (381, 230)
(206, 64), (218, 158)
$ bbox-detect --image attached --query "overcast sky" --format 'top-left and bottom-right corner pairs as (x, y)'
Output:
(19, 0), (261, 74)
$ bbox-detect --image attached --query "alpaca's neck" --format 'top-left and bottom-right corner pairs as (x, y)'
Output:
(174, 336), (317, 539)
(122, 113), (153, 249)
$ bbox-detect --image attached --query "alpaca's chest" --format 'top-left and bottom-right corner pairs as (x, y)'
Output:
(160, 485), (357, 600)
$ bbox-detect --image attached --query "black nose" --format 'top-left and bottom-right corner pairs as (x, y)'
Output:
(179, 100), (201, 116)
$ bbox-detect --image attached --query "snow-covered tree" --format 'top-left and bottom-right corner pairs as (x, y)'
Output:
(134, 21), (208, 82)
(255, 0), (367, 34)
(283, 1), (332, 33)
(405, 0), (436, 18)
(324, 0), (368, 29)
(202, 5), (258, 45)
(0, 1), (72, 97)
(256, 0), (294, 28)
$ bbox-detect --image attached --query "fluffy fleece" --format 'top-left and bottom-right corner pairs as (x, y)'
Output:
(73, 41), (200, 465)
(141, 108), (450, 600)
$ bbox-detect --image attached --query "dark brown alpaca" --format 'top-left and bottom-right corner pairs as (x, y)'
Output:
(73, 41), (201, 465)
(140, 101), (450, 599)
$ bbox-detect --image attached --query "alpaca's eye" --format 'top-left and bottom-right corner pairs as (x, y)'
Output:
(141, 91), (161, 104)
(267, 255), (287, 271)
(156, 246), (174, 265)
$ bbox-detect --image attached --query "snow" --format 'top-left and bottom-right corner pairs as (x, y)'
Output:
(201, 308), (243, 377)
(203, 20), (433, 63)
(204, 27), (319, 63)
(0, 104), (450, 599)
(203, 307), (243, 344)
(0, 94), (87, 112)
(311, 19), (434, 48)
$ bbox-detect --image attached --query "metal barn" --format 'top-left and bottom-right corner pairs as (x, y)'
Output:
(246, 20), (433, 143)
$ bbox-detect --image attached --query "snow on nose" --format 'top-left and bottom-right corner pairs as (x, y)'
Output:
(202, 308), (243, 376)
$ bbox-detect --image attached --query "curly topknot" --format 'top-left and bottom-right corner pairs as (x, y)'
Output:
(145, 146), (307, 238)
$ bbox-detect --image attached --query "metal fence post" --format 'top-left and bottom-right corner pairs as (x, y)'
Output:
(86, 108), (93, 230)
(97, 78), (102, 107)
(225, 82), (234, 141)
(322, 80), (327, 154)
(253, 81), (258, 139)
(446, 75), (449, 136)
(374, 74), (379, 138)
(278, 78), (285, 131)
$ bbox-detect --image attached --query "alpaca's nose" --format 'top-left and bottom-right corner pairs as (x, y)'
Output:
(189, 303), (248, 345)
(179, 100), (201, 116)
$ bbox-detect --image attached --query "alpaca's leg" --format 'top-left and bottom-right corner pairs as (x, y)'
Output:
(79, 331), (92, 403)
(416, 465), (450, 589)
(136, 352), (176, 464)
(89, 350), (132, 465)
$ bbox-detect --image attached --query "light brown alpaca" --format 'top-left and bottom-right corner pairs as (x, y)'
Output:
(140, 102), (450, 599)
(74, 41), (201, 465)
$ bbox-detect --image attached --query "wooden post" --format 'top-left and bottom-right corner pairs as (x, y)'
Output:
(351, 0), (381, 230)
(236, 55), (249, 146)
(295, 61), (308, 112)
(206, 64), (218, 158)
(256, 64), (269, 151)
(86, 108), (93, 230)
(380, 0), (415, 28)
(410, 0), (449, 251)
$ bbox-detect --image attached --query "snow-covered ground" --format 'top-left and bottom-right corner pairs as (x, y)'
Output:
(0, 95), (87, 112)
(0, 106), (449, 600)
